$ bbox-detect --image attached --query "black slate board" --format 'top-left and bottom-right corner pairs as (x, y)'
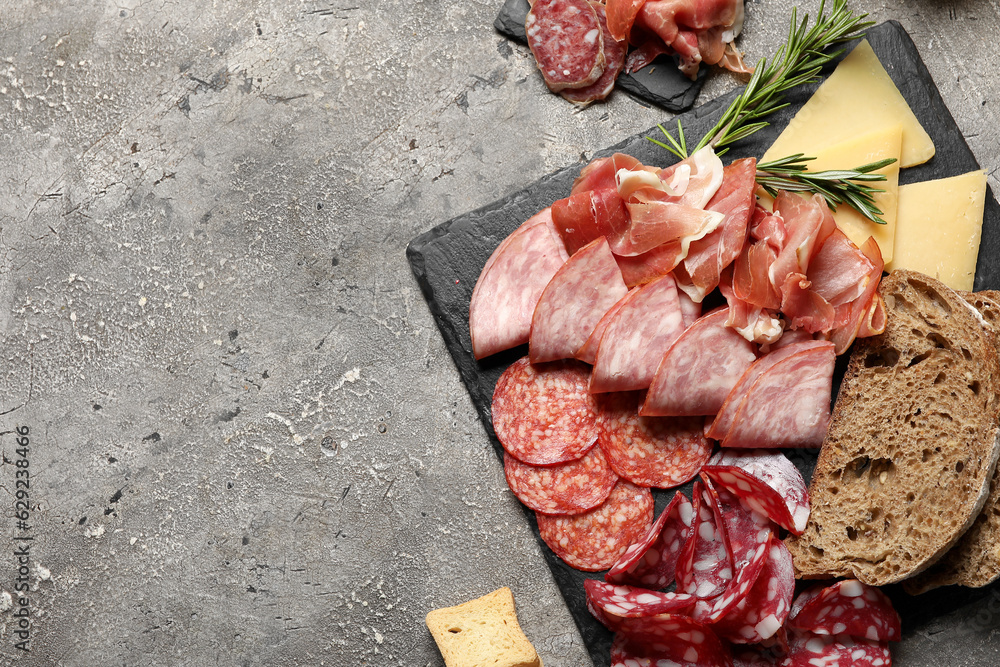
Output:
(408, 21), (1000, 666)
(495, 0), (707, 112)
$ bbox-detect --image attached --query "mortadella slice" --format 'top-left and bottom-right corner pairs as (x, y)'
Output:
(591, 273), (686, 393)
(530, 236), (628, 363)
(469, 208), (569, 359)
(642, 307), (757, 416)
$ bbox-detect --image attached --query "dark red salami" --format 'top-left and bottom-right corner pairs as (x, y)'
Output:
(606, 490), (693, 589)
(529, 236), (628, 363)
(609, 616), (733, 667)
(585, 580), (695, 627)
(704, 450), (811, 535)
(561, 2), (626, 106)
(526, 0), (606, 92)
(713, 538), (795, 645)
(705, 539), (769, 624)
(676, 482), (733, 603)
(504, 447), (617, 515)
(788, 580), (901, 642)
(783, 631), (893, 667)
(704, 475), (773, 568)
(492, 357), (598, 466)
(597, 392), (711, 488)
(537, 480), (653, 571)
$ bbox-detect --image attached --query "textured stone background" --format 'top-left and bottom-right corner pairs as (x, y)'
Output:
(0, 1), (997, 665)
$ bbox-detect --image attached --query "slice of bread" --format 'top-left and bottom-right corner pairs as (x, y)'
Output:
(905, 290), (1000, 593)
(426, 587), (542, 667)
(785, 271), (1000, 586)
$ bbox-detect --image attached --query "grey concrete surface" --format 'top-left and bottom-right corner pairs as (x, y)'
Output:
(0, 0), (997, 665)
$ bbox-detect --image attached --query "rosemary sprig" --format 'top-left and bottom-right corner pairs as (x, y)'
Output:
(756, 154), (896, 224)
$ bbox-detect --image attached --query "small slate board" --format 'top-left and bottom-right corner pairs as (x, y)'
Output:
(408, 22), (1000, 667)
(495, 0), (706, 111)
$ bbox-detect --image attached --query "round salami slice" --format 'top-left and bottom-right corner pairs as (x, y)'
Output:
(676, 482), (733, 603)
(609, 616), (732, 667)
(606, 491), (693, 589)
(504, 447), (617, 515)
(585, 580), (695, 628)
(703, 475), (773, 569)
(537, 480), (653, 571)
(526, 0), (606, 93)
(712, 538), (795, 645)
(705, 539), (769, 624)
(561, 2), (626, 106)
(783, 631), (892, 667)
(703, 449), (811, 535)
(492, 357), (598, 466)
(597, 392), (711, 488)
(787, 580), (901, 642)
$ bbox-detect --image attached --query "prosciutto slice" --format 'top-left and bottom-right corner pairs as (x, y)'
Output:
(552, 187), (630, 256)
(469, 208), (570, 359)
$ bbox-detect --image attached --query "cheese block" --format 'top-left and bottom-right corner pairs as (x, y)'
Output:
(885, 170), (988, 291)
(805, 125), (902, 263)
(762, 40), (934, 169)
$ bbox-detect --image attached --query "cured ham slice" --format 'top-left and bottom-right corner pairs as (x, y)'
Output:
(526, 0), (606, 92)
(642, 307), (757, 416)
(614, 243), (685, 287)
(677, 289), (702, 327)
(552, 187), (629, 256)
(618, 201), (724, 257)
(607, 490), (693, 588)
(571, 153), (646, 195)
(827, 237), (886, 353)
(591, 273), (686, 393)
(562, 2), (628, 106)
(530, 236), (629, 363)
(718, 340), (835, 449)
(768, 192), (837, 293)
(470, 208), (569, 359)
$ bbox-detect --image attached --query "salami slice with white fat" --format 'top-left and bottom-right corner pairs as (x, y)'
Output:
(720, 341), (835, 449)
(705, 340), (830, 441)
(705, 539), (769, 624)
(704, 450), (811, 535)
(591, 273), (686, 393)
(504, 446), (617, 515)
(783, 631), (893, 667)
(561, 2), (626, 106)
(585, 580), (695, 628)
(597, 392), (711, 488)
(703, 474), (774, 568)
(576, 288), (631, 365)
(606, 491), (693, 588)
(492, 357), (598, 466)
(537, 480), (653, 571)
(526, 0), (606, 92)
(609, 616), (733, 667)
(676, 482), (733, 603)
(712, 538), (795, 645)
(788, 580), (901, 642)
(642, 307), (757, 416)
(470, 208), (570, 359)
(530, 236), (628, 363)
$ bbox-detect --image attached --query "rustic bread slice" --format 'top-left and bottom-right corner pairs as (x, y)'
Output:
(785, 271), (1000, 586)
(905, 290), (1000, 593)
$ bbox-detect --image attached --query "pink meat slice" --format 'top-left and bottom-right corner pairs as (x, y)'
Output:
(677, 289), (703, 328)
(585, 580), (695, 627)
(596, 391), (711, 488)
(676, 482), (733, 603)
(503, 446), (618, 515)
(787, 580), (901, 642)
(469, 207), (569, 359)
(576, 288), (632, 365)
(529, 236), (629, 363)
(608, 616), (732, 667)
(642, 307), (757, 416)
(537, 480), (653, 571)
(720, 341), (835, 449)
(591, 273), (686, 393)
(562, 2), (627, 106)
(491, 357), (598, 466)
(704, 449), (811, 535)
(526, 0), (606, 92)
(705, 339), (831, 441)
(712, 537), (795, 644)
(606, 490), (693, 588)
(783, 631), (893, 667)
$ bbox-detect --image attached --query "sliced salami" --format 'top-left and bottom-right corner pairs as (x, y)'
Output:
(469, 208), (569, 359)
(712, 538), (795, 645)
(537, 480), (653, 571)
(676, 482), (733, 603)
(597, 392), (711, 488)
(705, 539), (769, 624)
(703, 475), (773, 568)
(561, 2), (626, 106)
(642, 307), (757, 416)
(704, 450), (811, 535)
(783, 631), (893, 667)
(591, 273), (686, 393)
(609, 616), (733, 667)
(719, 341), (836, 449)
(585, 580), (695, 627)
(492, 357), (598, 466)
(787, 580), (901, 642)
(606, 490), (693, 588)
(576, 288), (631, 365)
(529, 236), (629, 363)
(526, 0), (606, 92)
(504, 447), (617, 515)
